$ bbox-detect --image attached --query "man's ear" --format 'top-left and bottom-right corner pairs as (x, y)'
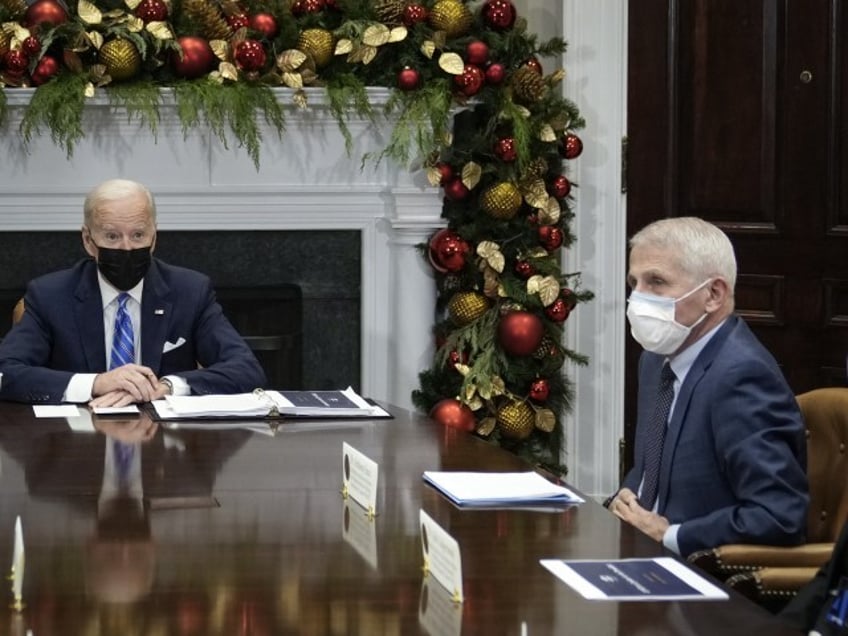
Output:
(705, 278), (729, 311)
(81, 226), (97, 258)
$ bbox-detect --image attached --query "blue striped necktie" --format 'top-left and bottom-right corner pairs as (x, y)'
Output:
(110, 293), (134, 369)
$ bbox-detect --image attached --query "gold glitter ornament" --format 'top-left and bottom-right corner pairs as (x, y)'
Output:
(297, 28), (334, 68)
(99, 38), (142, 81)
(448, 291), (490, 326)
(429, 0), (473, 38)
(480, 181), (522, 220)
(497, 401), (535, 440)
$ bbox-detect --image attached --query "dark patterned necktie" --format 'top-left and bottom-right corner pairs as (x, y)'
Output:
(641, 362), (676, 510)
(110, 293), (134, 369)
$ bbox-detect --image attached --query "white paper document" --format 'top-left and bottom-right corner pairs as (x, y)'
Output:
(541, 557), (729, 601)
(422, 471), (584, 507)
(153, 386), (389, 419)
(33, 405), (81, 418)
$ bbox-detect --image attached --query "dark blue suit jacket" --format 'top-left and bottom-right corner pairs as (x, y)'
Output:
(622, 315), (809, 556)
(0, 258), (266, 403)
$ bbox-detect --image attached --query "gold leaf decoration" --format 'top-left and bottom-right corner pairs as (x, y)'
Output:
(360, 45), (378, 65)
(78, 0), (103, 25)
(538, 197), (561, 225)
(126, 16), (144, 33)
(527, 275), (561, 306)
(527, 247), (549, 259)
(483, 267), (500, 298)
(146, 22), (173, 40)
(282, 71), (303, 89)
(426, 166), (442, 187)
(454, 363), (471, 377)
(464, 383), (477, 401)
(86, 31), (104, 50)
(491, 376), (506, 396)
(126, 0), (142, 9)
(535, 409), (556, 432)
(477, 241), (505, 273)
(293, 90), (308, 109)
(549, 68), (566, 84)
(467, 394), (483, 411)
(84, 82), (95, 97)
(277, 49), (307, 71)
(477, 417), (497, 437)
(539, 124), (557, 143)
(210, 40), (228, 61)
(335, 39), (353, 55)
(362, 24), (390, 47)
(461, 161), (481, 190)
(218, 61), (238, 81)
(12, 24), (29, 42)
(420, 40), (435, 59)
(389, 26), (408, 43)
(522, 178), (548, 208)
(438, 52), (464, 75)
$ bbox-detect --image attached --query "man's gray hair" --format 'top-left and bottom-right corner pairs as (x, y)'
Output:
(629, 217), (737, 292)
(83, 179), (157, 226)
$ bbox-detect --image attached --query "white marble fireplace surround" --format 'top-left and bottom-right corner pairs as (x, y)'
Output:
(0, 87), (441, 414)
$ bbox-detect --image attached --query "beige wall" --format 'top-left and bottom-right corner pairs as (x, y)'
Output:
(514, 1), (563, 45)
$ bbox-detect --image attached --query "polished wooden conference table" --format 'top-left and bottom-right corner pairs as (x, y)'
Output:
(0, 402), (800, 635)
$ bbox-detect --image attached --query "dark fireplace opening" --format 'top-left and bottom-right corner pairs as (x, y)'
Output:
(0, 230), (361, 392)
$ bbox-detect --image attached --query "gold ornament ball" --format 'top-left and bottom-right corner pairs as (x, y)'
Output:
(99, 38), (142, 81)
(297, 28), (334, 68)
(448, 291), (490, 326)
(429, 0), (473, 38)
(480, 181), (522, 220)
(497, 401), (535, 440)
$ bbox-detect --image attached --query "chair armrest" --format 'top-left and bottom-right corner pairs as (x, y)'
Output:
(726, 566), (821, 610)
(688, 543), (834, 578)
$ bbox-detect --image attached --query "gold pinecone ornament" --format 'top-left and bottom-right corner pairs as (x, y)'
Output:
(182, 0), (231, 41)
(373, 0), (406, 26)
(511, 65), (549, 104)
(0, 0), (26, 18)
(480, 181), (522, 220)
(429, 0), (473, 38)
(448, 291), (490, 326)
(99, 38), (142, 81)
(497, 401), (535, 440)
(297, 28), (334, 68)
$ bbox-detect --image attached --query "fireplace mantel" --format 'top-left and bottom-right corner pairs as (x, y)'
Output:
(0, 87), (443, 409)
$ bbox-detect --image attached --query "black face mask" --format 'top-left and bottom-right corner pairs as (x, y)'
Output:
(94, 245), (152, 291)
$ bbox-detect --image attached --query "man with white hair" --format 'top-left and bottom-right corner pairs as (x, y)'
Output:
(607, 216), (808, 557)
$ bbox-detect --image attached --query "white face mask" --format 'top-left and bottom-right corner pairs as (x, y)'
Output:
(626, 279), (711, 355)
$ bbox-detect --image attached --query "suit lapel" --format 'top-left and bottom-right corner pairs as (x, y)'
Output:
(656, 316), (739, 513)
(140, 260), (173, 373)
(74, 262), (107, 372)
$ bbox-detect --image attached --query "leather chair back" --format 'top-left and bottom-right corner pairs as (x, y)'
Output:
(800, 387), (848, 544)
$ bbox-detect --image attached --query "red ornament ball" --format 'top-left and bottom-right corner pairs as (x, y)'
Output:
(30, 54), (59, 86)
(397, 66), (421, 91)
(135, 0), (168, 23)
(523, 56), (543, 74)
(402, 4), (429, 26)
(485, 62), (505, 85)
(550, 175), (571, 199)
(561, 133), (583, 159)
(544, 298), (571, 323)
(466, 41), (489, 66)
(483, 0), (517, 30)
(498, 311), (544, 357)
(493, 137), (517, 162)
(172, 36), (215, 79)
(292, 0), (325, 16)
(428, 228), (470, 273)
(250, 13), (279, 39)
(24, 0), (68, 29)
(454, 64), (484, 97)
(234, 39), (267, 72)
(435, 162), (453, 185)
(514, 260), (535, 279)
(538, 225), (564, 252)
(2, 50), (28, 77)
(227, 13), (250, 30)
(444, 177), (470, 201)
(529, 378), (550, 402)
(22, 36), (41, 57)
(430, 399), (476, 432)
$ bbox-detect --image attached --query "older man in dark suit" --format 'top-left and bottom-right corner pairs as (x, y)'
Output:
(607, 217), (808, 557)
(0, 178), (265, 405)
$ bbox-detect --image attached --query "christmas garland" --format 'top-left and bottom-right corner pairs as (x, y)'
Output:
(0, 0), (592, 475)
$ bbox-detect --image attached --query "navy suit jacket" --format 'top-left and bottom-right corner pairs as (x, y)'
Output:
(622, 315), (809, 556)
(0, 258), (267, 403)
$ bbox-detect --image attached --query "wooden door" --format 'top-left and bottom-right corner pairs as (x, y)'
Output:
(624, 0), (848, 474)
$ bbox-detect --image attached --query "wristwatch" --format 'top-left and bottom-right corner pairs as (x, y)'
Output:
(160, 377), (174, 395)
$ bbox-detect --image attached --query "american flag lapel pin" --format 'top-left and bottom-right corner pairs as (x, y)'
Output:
(154, 309), (165, 315)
